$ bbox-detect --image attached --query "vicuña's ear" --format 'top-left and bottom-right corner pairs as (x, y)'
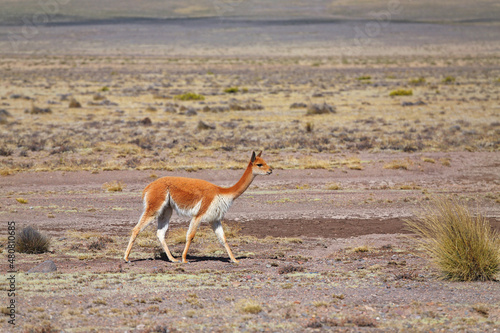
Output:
(257, 151), (262, 157)
(251, 151), (256, 163)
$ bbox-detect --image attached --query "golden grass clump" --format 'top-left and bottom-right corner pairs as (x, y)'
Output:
(15, 226), (51, 254)
(384, 159), (412, 170)
(353, 246), (369, 253)
(406, 197), (500, 281)
(102, 180), (125, 192)
(326, 182), (342, 190)
(236, 299), (262, 314)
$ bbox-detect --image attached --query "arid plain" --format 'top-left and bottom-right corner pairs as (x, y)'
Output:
(1, 2), (500, 331)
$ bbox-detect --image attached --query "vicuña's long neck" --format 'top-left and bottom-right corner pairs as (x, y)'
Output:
(220, 162), (255, 200)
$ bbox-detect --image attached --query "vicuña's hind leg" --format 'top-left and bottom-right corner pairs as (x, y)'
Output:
(211, 220), (239, 263)
(124, 209), (156, 262)
(156, 206), (178, 262)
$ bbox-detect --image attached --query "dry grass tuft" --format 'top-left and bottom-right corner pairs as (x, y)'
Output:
(15, 226), (51, 254)
(236, 299), (262, 314)
(23, 321), (59, 333)
(102, 181), (125, 192)
(326, 182), (342, 190)
(384, 159), (412, 170)
(472, 304), (490, 317)
(406, 197), (500, 281)
(353, 246), (369, 253)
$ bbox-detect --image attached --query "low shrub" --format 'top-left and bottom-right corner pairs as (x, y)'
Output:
(15, 226), (51, 254)
(224, 87), (239, 94)
(389, 89), (413, 96)
(442, 76), (456, 84)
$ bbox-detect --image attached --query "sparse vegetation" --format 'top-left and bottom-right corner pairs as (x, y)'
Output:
(174, 92), (205, 101)
(389, 89), (413, 96)
(15, 226), (51, 254)
(409, 77), (426, 85)
(406, 197), (500, 281)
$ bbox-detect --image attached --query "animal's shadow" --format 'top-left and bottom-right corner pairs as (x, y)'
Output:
(127, 253), (237, 264)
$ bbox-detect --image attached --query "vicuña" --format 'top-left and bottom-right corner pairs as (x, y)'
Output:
(124, 151), (272, 263)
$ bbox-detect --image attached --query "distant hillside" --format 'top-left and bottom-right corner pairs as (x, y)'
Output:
(1, 0), (500, 25)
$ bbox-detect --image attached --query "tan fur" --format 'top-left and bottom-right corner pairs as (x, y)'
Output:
(124, 151), (272, 263)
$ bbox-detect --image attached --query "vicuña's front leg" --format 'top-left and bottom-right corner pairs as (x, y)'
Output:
(182, 216), (203, 263)
(211, 220), (239, 263)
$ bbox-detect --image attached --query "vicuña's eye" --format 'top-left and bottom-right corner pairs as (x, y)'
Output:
(257, 164), (263, 167)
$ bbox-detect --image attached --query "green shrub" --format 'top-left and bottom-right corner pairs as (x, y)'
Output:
(357, 75), (371, 81)
(442, 76), (456, 84)
(406, 197), (500, 281)
(389, 89), (413, 96)
(174, 92), (205, 101)
(15, 226), (51, 254)
(224, 87), (239, 94)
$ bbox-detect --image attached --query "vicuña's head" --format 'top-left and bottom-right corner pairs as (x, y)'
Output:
(250, 151), (272, 175)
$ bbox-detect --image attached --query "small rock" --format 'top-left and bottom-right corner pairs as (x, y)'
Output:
(69, 98), (82, 108)
(0, 109), (12, 117)
(290, 102), (308, 109)
(401, 100), (426, 107)
(306, 102), (336, 115)
(184, 108), (198, 116)
(28, 260), (57, 273)
(197, 120), (215, 130)
(28, 106), (52, 114)
(139, 117), (152, 126)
